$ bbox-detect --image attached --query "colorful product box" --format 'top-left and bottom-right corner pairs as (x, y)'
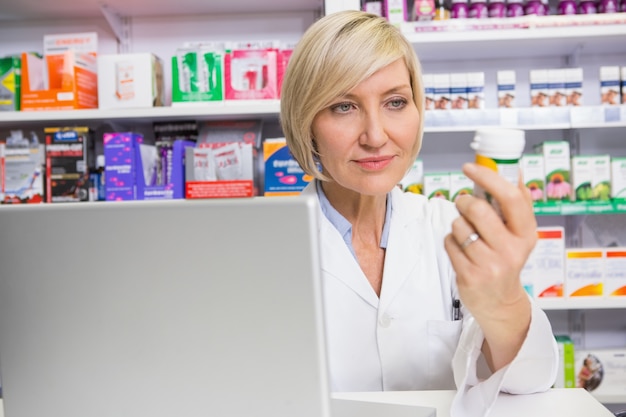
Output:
(565, 67), (583, 106)
(1, 129), (44, 204)
(224, 41), (279, 100)
(522, 227), (565, 298)
(0, 55), (21, 111)
(98, 53), (164, 110)
(185, 120), (262, 198)
(277, 43), (295, 98)
(530, 69), (549, 107)
(590, 155), (611, 201)
(384, 0), (409, 24)
(449, 73), (468, 110)
(605, 249), (626, 296)
(571, 156), (594, 202)
(466, 72), (485, 109)
(172, 42), (224, 105)
(611, 157), (626, 200)
(521, 154), (545, 202)
(599, 66), (620, 105)
(424, 172), (450, 200)
(263, 137), (311, 196)
(566, 248), (604, 297)
(535, 141), (572, 202)
(399, 158), (424, 194)
(21, 32), (98, 111)
(423, 74), (435, 111)
(554, 335), (576, 389)
(44, 126), (90, 203)
(548, 69), (566, 107)
(575, 349), (626, 397)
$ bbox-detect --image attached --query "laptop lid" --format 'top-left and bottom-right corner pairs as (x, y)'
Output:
(0, 196), (332, 417)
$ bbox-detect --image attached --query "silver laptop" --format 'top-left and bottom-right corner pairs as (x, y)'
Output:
(0, 196), (435, 417)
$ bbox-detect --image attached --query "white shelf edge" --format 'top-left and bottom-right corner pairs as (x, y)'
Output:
(594, 393), (626, 405)
(538, 298), (626, 310)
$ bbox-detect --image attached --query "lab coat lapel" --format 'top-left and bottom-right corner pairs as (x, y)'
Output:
(301, 183), (379, 307)
(378, 188), (421, 313)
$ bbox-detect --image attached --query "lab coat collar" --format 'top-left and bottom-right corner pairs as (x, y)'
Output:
(301, 183), (421, 310)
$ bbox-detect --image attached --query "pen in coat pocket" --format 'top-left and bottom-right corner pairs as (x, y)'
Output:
(452, 299), (461, 321)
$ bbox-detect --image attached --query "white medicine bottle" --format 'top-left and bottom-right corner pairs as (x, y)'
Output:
(470, 128), (526, 218)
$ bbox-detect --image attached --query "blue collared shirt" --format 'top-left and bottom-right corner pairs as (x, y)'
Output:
(315, 180), (392, 260)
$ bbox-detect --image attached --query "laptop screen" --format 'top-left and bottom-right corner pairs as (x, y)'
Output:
(0, 196), (332, 417)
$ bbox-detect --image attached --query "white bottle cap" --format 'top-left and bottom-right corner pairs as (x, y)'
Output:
(97, 154), (105, 168)
(470, 128), (525, 160)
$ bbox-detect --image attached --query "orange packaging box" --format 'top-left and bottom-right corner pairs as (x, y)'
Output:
(21, 32), (98, 111)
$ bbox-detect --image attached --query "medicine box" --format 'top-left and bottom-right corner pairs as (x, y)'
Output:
(565, 67), (583, 106)
(575, 349), (626, 397)
(599, 66), (620, 106)
(497, 70), (516, 108)
(21, 32), (98, 111)
(384, 0), (409, 24)
(104, 132), (193, 201)
(44, 126), (90, 203)
(1, 129), (44, 204)
(224, 41), (279, 100)
(566, 248), (604, 297)
(530, 69), (549, 107)
(263, 137), (311, 197)
(522, 227), (565, 298)
(432, 74), (450, 110)
(449, 172), (472, 202)
(424, 172), (450, 200)
(521, 154), (545, 202)
(185, 120), (262, 198)
(535, 141), (572, 202)
(0, 55), (21, 111)
(548, 69), (566, 107)
(172, 42), (224, 105)
(449, 73), (468, 110)
(98, 53), (164, 110)
(554, 335), (576, 389)
(399, 158), (424, 194)
(605, 249), (626, 297)
(611, 157), (626, 200)
(466, 72), (485, 110)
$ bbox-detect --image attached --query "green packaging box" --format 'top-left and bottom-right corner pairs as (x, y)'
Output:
(0, 55), (21, 111)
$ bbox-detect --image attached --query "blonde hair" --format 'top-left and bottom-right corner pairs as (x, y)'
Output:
(280, 10), (425, 181)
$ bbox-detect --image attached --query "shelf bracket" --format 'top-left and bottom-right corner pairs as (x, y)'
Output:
(100, 3), (132, 53)
(565, 43), (583, 68)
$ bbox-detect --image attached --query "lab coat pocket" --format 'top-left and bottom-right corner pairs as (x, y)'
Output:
(426, 320), (462, 389)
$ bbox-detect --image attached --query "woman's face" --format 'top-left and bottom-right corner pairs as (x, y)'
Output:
(311, 59), (420, 196)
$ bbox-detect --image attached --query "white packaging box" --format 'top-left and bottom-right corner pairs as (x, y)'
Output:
(536, 141), (572, 202)
(571, 155), (594, 201)
(522, 227), (565, 299)
(566, 248), (604, 298)
(399, 158), (424, 194)
(466, 72), (485, 109)
(449, 73), (468, 110)
(449, 171), (472, 201)
(433, 74), (450, 110)
(611, 157), (626, 199)
(605, 248), (626, 296)
(565, 67), (583, 106)
(575, 349), (626, 397)
(384, 0), (408, 23)
(530, 69), (549, 107)
(599, 66), (620, 106)
(97, 53), (164, 110)
(521, 154), (545, 202)
(548, 68), (566, 107)
(423, 73), (435, 111)
(424, 172), (450, 200)
(590, 154), (611, 201)
(364, 1), (383, 15)
(497, 70), (516, 108)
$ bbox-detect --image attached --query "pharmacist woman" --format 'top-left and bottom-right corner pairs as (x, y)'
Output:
(280, 10), (559, 417)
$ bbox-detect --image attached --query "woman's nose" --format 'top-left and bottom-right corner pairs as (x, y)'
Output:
(358, 110), (388, 148)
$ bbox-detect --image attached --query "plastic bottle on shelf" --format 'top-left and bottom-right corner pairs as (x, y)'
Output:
(434, 0), (451, 19)
(578, 0), (598, 13)
(451, 0), (470, 17)
(524, 0), (549, 15)
(488, 0), (508, 17)
(469, 0), (489, 17)
(557, 0), (578, 14)
(507, 0), (526, 16)
(597, 0), (619, 12)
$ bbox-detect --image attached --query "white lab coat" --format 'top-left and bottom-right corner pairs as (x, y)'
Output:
(301, 182), (558, 417)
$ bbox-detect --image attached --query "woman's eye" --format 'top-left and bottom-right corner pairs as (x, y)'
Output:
(332, 103), (353, 113)
(389, 98), (407, 109)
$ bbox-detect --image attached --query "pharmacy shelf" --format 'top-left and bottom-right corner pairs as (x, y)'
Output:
(402, 13), (626, 61)
(538, 298), (626, 311)
(593, 394), (626, 405)
(0, 101), (281, 126)
(534, 200), (626, 216)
